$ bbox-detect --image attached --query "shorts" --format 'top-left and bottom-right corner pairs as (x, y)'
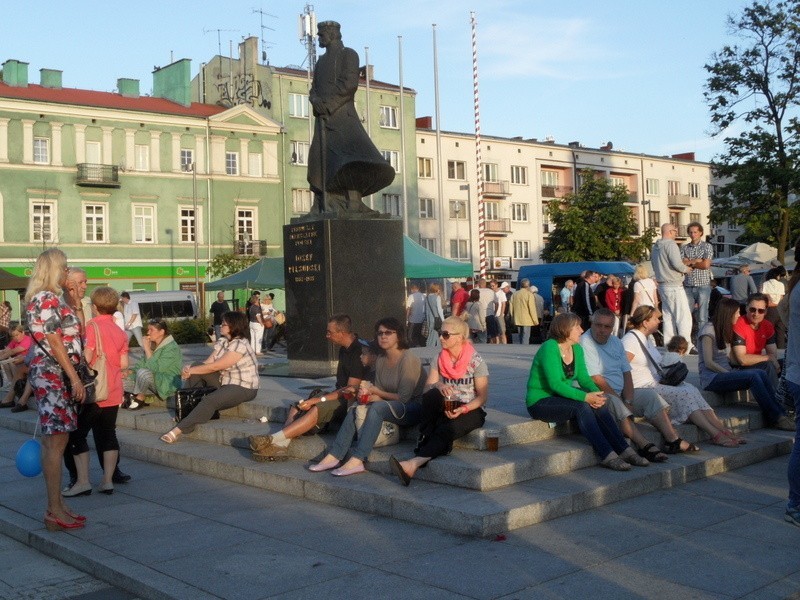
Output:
(313, 397), (347, 431)
(606, 388), (669, 423)
(486, 315), (500, 338)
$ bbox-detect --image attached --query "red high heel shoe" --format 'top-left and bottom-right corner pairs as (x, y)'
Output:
(65, 510), (87, 522)
(44, 512), (85, 531)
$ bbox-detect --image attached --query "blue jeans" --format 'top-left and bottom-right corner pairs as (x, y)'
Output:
(685, 285), (711, 333)
(787, 381), (800, 509)
(704, 369), (785, 423)
(518, 325), (532, 345)
(329, 400), (422, 461)
(527, 396), (630, 459)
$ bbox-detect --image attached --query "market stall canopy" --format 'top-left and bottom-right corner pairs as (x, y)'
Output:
(205, 257), (285, 291)
(0, 268), (29, 291)
(712, 242), (778, 270)
(403, 236), (473, 279)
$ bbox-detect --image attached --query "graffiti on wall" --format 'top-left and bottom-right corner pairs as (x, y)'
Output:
(217, 73), (271, 109)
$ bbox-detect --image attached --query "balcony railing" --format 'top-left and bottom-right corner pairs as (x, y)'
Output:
(483, 180), (510, 197)
(234, 240), (268, 256)
(484, 218), (511, 234)
(667, 194), (691, 207)
(541, 185), (573, 198)
(626, 192), (639, 203)
(76, 163), (120, 188)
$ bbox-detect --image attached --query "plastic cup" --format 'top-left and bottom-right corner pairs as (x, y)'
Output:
(485, 430), (500, 452)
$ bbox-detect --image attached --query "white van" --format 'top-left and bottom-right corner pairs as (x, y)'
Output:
(127, 291), (198, 320)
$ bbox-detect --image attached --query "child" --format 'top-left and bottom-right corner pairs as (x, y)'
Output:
(662, 335), (689, 369)
(358, 338), (380, 384)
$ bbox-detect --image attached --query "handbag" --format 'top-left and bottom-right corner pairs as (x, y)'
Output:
(88, 321), (109, 402)
(173, 386), (221, 422)
(631, 331), (688, 386)
(354, 402), (400, 448)
(30, 330), (97, 404)
(426, 295), (443, 333)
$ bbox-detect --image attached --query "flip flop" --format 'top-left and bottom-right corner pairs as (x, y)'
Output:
(389, 455), (411, 486)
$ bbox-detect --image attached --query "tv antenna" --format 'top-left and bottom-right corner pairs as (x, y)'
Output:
(253, 8), (277, 64)
(203, 27), (240, 59)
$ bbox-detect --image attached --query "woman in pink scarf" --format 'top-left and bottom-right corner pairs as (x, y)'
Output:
(390, 316), (488, 486)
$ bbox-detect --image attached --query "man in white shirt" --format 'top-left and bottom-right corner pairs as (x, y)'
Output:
(405, 283), (426, 347)
(120, 292), (144, 347)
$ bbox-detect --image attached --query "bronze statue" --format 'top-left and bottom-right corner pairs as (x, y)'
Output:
(307, 21), (395, 216)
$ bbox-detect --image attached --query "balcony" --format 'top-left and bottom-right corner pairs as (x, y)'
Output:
(667, 194), (691, 207)
(484, 218), (511, 235)
(234, 240), (268, 256)
(626, 192), (640, 203)
(676, 225), (689, 239)
(76, 163), (120, 188)
(483, 180), (510, 197)
(541, 185), (573, 198)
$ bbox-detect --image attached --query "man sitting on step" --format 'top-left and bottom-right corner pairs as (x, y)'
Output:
(580, 308), (698, 459)
(249, 314), (367, 461)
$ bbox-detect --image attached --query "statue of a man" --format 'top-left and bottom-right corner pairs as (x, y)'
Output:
(307, 21), (396, 216)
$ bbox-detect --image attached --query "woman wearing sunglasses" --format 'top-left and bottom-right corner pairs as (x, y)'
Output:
(698, 297), (793, 431)
(309, 317), (425, 476)
(389, 316), (487, 486)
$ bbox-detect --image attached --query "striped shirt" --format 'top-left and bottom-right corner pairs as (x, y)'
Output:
(213, 337), (259, 389)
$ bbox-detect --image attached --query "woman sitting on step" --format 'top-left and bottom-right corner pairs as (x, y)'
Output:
(526, 313), (650, 472)
(123, 319), (182, 410)
(623, 305), (744, 447)
(308, 317), (425, 477)
(698, 298), (793, 431)
(161, 311), (259, 443)
(389, 316), (488, 486)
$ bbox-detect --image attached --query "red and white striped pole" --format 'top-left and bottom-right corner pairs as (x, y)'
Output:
(471, 11), (486, 278)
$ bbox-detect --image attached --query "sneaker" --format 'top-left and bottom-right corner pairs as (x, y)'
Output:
(689, 348), (699, 356)
(774, 415), (796, 431)
(248, 434), (273, 453)
(252, 445), (289, 462)
(785, 506), (800, 527)
(601, 456), (632, 472)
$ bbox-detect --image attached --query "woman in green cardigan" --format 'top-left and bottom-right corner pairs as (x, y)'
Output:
(526, 313), (648, 471)
(123, 319), (182, 409)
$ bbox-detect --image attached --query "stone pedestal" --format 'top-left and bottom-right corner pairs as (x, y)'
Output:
(283, 219), (405, 377)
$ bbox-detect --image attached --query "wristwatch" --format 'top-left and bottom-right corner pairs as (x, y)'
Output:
(320, 396), (327, 403)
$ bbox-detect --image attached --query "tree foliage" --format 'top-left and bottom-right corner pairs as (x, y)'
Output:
(540, 173), (654, 263)
(705, 0), (800, 262)
(206, 253), (259, 279)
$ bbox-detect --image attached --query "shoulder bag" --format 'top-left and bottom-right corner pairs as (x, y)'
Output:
(30, 330), (97, 404)
(88, 321), (109, 402)
(173, 386), (221, 422)
(426, 295), (443, 333)
(631, 331), (688, 386)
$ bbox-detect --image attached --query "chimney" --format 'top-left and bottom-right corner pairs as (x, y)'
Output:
(40, 68), (62, 89)
(238, 36), (259, 75)
(671, 152), (696, 161)
(2, 59), (29, 87)
(416, 116), (432, 129)
(117, 78), (140, 98)
(568, 141), (581, 148)
(153, 59), (191, 106)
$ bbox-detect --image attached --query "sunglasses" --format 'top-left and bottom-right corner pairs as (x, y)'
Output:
(376, 329), (396, 337)
(440, 331), (461, 340)
(747, 307), (766, 314)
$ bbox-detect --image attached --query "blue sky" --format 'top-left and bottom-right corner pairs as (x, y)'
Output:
(3, 0), (752, 162)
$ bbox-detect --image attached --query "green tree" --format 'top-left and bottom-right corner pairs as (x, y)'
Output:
(540, 173), (654, 263)
(206, 252), (259, 279)
(705, 0), (800, 262)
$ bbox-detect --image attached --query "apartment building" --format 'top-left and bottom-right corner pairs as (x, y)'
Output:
(416, 124), (712, 280)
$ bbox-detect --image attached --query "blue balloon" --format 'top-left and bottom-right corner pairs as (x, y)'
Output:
(16, 439), (42, 478)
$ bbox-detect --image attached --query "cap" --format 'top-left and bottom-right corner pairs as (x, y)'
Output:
(500, 281), (510, 289)
(530, 286), (538, 293)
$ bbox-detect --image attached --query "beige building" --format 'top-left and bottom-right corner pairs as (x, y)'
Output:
(415, 124), (712, 280)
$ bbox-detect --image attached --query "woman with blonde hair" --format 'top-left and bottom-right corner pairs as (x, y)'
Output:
(630, 264), (659, 314)
(25, 248), (87, 530)
(425, 283), (445, 348)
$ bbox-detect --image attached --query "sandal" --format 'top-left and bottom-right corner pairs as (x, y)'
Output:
(638, 443), (668, 463)
(711, 432), (739, 448)
(160, 430), (180, 444)
(663, 437), (699, 454)
(723, 429), (747, 445)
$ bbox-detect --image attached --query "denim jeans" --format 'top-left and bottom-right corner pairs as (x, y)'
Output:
(704, 369), (784, 423)
(329, 400), (422, 461)
(787, 380), (800, 509)
(518, 325), (532, 345)
(685, 285), (711, 333)
(527, 396), (629, 459)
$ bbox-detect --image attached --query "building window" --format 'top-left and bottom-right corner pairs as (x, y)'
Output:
(689, 212), (701, 225)
(291, 141), (309, 166)
(419, 198), (435, 219)
(180, 149), (194, 172)
(510, 165), (527, 185)
(542, 204), (553, 234)
(609, 176), (626, 189)
(86, 141), (101, 164)
(225, 152), (239, 175)
(83, 204), (105, 243)
(248, 153), (263, 177)
(179, 208), (196, 243)
(419, 237), (436, 253)
(667, 180), (680, 195)
(134, 144), (149, 171)
(383, 193), (401, 217)
(485, 201), (499, 221)
(541, 170), (559, 186)
(33, 137), (49, 164)
(132, 205), (155, 243)
(450, 239), (468, 260)
(688, 182), (700, 198)
(381, 150), (401, 172)
(648, 210), (660, 229)
(511, 202), (528, 222)
(645, 178), (659, 195)
(288, 93), (309, 118)
(418, 157), (433, 178)
(292, 189), (312, 214)
(449, 200), (467, 220)
(483, 163), (499, 182)
(513, 240), (530, 259)
(487, 239), (499, 258)
(447, 160), (466, 180)
(30, 201), (55, 244)
(379, 105), (398, 128)
(236, 209), (255, 244)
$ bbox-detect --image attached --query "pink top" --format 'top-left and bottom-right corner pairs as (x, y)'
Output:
(8, 334), (33, 354)
(85, 315), (129, 407)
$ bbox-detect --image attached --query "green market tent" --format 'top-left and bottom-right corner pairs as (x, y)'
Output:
(204, 238), (471, 291)
(0, 268), (29, 291)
